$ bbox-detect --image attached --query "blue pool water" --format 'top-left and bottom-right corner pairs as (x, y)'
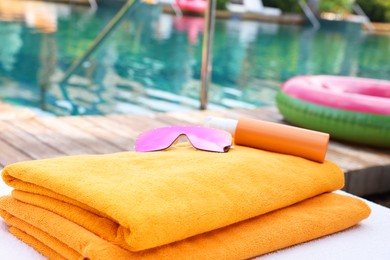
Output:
(0, 1), (389, 116)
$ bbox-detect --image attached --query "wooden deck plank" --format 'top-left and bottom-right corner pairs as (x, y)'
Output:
(87, 115), (151, 137)
(5, 119), (97, 156)
(36, 117), (122, 154)
(0, 120), (65, 160)
(0, 101), (36, 120)
(61, 116), (131, 151)
(327, 142), (390, 170)
(83, 116), (140, 138)
(0, 138), (33, 167)
(344, 165), (390, 196)
(81, 115), (165, 149)
(105, 114), (171, 131)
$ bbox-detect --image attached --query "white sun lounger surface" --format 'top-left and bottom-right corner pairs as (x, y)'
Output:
(227, 0), (282, 16)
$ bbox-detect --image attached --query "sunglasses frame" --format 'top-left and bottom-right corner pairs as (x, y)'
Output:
(134, 125), (232, 153)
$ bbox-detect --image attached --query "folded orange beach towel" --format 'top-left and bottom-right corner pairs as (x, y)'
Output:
(0, 193), (370, 260)
(2, 145), (344, 251)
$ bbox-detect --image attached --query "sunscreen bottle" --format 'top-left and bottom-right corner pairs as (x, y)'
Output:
(205, 117), (329, 163)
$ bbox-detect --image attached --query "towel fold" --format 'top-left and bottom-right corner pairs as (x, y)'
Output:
(2, 146), (344, 251)
(0, 193), (371, 260)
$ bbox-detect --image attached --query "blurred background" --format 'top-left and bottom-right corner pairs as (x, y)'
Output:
(0, 0), (388, 116)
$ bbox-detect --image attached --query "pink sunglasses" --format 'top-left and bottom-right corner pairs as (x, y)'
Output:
(134, 126), (232, 153)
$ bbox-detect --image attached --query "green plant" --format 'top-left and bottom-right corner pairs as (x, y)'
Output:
(319, 0), (353, 15)
(216, 0), (230, 10)
(356, 0), (390, 22)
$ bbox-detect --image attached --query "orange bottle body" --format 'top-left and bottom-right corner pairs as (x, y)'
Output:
(234, 118), (329, 163)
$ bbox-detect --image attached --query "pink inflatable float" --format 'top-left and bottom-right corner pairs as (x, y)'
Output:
(176, 0), (207, 13)
(281, 75), (390, 115)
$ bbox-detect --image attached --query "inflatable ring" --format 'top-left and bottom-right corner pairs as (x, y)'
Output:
(276, 75), (390, 148)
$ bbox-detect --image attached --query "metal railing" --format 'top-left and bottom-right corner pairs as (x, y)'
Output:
(89, 0), (98, 11)
(200, 0), (216, 110)
(352, 3), (375, 32)
(58, 0), (138, 87)
(299, 0), (320, 29)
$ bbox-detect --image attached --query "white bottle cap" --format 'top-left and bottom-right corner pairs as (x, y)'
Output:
(204, 116), (238, 135)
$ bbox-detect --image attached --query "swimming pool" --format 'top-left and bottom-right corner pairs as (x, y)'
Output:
(0, 0), (389, 116)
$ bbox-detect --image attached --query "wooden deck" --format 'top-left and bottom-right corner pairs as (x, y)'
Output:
(1, 104), (389, 199)
(0, 102), (36, 121)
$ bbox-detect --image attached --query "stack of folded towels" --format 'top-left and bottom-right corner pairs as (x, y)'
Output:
(0, 145), (370, 259)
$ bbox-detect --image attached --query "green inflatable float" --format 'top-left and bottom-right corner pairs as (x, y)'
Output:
(276, 75), (390, 148)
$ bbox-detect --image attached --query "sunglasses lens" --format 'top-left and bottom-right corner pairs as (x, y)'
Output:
(185, 127), (232, 152)
(134, 126), (232, 153)
(134, 127), (181, 152)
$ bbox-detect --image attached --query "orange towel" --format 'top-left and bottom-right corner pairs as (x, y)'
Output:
(2, 146), (344, 251)
(0, 194), (370, 259)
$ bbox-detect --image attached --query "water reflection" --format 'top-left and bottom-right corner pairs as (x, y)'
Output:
(174, 16), (204, 44)
(0, 23), (22, 71)
(0, 1), (389, 116)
